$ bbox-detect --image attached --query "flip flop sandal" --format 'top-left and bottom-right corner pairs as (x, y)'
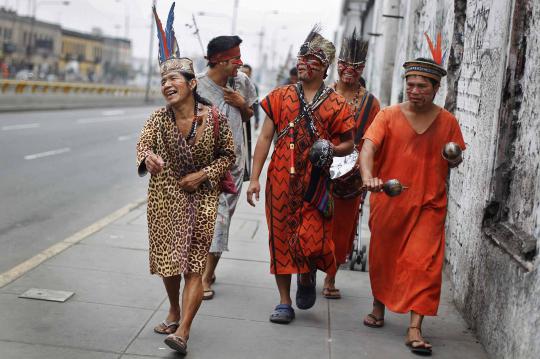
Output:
(363, 313), (385, 328)
(405, 327), (432, 356)
(296, 269), (317, 310)
(406, 340), (432, 356)
(202, 289), (215, 300)
(269, 304), (295, 324)
(164, 334), (188, 354)
(153, 320), (179, 334)
(322, 287), (342, 299)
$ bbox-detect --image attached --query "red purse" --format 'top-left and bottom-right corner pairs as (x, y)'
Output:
(211, 107), (238, 194)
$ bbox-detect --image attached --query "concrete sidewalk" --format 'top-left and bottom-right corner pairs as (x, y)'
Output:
(0, 184), (488, 358)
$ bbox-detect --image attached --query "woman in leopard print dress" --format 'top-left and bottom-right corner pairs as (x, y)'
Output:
(136, 53), (235, 353)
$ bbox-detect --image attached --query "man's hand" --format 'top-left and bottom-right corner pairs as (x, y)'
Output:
(179, 171), (207, 193)
(145, 152), (164, 175)
(246, 179), (260, 207)
(223, 87), (247, 109)
(363, 177), (384, 192)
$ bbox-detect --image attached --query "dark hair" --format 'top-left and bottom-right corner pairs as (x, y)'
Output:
(407, 57), (439, 87)
(289, 67), (298, 76)
(206, 35), (242, 67)
(242, 64), (252, 71)
(180, 72), (213, 106)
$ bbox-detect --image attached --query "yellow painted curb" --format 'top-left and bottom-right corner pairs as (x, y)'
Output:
(0, 198), (147, 288)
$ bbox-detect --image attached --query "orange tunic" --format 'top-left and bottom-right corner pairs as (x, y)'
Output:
(332, 87), (380, 264)
(260, 85), (354, 275)
(363, 104), (465, 316)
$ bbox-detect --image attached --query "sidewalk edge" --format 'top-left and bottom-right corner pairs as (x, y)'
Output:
(0, 198), (147, 288)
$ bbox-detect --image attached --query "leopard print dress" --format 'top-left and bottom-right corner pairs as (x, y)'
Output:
(136, 106), (235, 277)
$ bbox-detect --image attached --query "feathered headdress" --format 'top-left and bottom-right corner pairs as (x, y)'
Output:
(338, 28), (369, 65)
(403, 31), (447, 82)
(298, 24), (336, 66)
(153, 2), (194, 76)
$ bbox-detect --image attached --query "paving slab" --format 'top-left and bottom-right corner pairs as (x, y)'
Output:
(45, 242), (148, 276)
(126, 312), (328, 359)
(0, 293), (152, 353)
(0, 341), (118, 359)
(1, 264), (164, 309)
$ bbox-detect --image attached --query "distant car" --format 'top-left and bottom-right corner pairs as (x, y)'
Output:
(15, 70), (34, 80)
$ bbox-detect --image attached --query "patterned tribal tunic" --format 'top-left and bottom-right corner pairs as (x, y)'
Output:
(331, 85), (380, 264)
(136, 106), (235, 277)
(260, 84), (354, 275)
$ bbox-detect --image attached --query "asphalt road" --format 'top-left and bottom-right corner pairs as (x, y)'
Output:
(0, 106), (159, 273)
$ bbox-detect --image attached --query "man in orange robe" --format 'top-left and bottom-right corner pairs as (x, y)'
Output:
(324, 30), (380, 299)
(360, 39), (466, 355)
(247, 27), (354, 323)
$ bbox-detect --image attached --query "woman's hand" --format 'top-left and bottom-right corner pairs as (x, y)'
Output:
(363, 177), (384, 192)
(246, 179), (261, 207)
(145, 152), (165, 175)
(179, 171), (207, 193)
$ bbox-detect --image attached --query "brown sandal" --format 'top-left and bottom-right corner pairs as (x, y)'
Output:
(405, 327), (432, 355)
(363, 313), (384, 328)
(164, 334), (188, 354)
(153, 320), (179, 334)
(322, 288), (342, 299)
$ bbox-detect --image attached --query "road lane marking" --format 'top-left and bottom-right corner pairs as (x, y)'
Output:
(77, 114), (143, 124)
(24, 147), (70, 160)
(102, 110), (125, 116)
(2, 123), (40, 131)
(118, 133), (138, 141)
(0, 198), (147, 288)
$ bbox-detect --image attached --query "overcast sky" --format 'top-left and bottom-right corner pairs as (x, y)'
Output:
(5, 0), (343, 68)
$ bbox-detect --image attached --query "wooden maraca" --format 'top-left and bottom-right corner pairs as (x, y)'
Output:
(442, 142), (462, 162)
(382, 179), (408, 197)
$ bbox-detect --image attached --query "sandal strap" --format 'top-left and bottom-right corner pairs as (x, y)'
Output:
(367, 313), (384, 322)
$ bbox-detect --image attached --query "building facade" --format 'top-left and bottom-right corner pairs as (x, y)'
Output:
(0, 7), (62, 79)
(339, 0), (539, 358)
(0, 7), (131, 83)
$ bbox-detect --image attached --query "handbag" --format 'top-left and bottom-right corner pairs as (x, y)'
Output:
(211, 106), (238, 194)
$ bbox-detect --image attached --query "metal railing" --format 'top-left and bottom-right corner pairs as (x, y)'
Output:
(0, 79), (160, 97)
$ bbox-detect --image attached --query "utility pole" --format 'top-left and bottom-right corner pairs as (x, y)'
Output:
(191, 14), (205, 57)
(144, 0), (156, 103)
(231, 0), (238, 35)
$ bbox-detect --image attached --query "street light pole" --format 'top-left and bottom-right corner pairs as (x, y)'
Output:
(145, 0), (156, 103)
(231, 0), (238, 35)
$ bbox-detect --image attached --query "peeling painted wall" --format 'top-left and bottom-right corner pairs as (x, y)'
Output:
(360, 0), (540, 358)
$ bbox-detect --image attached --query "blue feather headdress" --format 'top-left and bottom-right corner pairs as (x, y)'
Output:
(153, 2), (194, 76)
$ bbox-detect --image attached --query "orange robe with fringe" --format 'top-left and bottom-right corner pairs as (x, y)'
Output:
(332, 87), (380, 264)
(363, 104), (465, 315)
(260, 85), (354, 275)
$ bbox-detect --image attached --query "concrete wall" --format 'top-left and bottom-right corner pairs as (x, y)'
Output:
(351, 0), (540, 358)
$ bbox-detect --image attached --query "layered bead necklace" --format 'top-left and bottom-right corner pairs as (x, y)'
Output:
(185, 101), (199, 144)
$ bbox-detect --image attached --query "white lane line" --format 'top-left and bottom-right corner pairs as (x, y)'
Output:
(77, 113), (142, 124)
(24, 147), (71, 160)
(2, 123), (40, 131)
(0, 198), (147, 288)
(118, 133), (138, 141)
(102, 110), (125, 116)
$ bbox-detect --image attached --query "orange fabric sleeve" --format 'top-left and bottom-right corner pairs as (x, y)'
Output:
(329, 100), (354, 141)
(260, 88), (282, 124)
(362, 108), (387, 149)
(449, 115), (466, 150)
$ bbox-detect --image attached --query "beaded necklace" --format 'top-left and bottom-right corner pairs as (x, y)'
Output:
(185, 101), (199, 144)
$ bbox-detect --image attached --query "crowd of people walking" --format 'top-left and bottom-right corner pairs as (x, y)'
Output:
(136, 2), (465, 356)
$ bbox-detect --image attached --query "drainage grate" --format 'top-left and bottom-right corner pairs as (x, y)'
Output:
(19, 288), (74, 302)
